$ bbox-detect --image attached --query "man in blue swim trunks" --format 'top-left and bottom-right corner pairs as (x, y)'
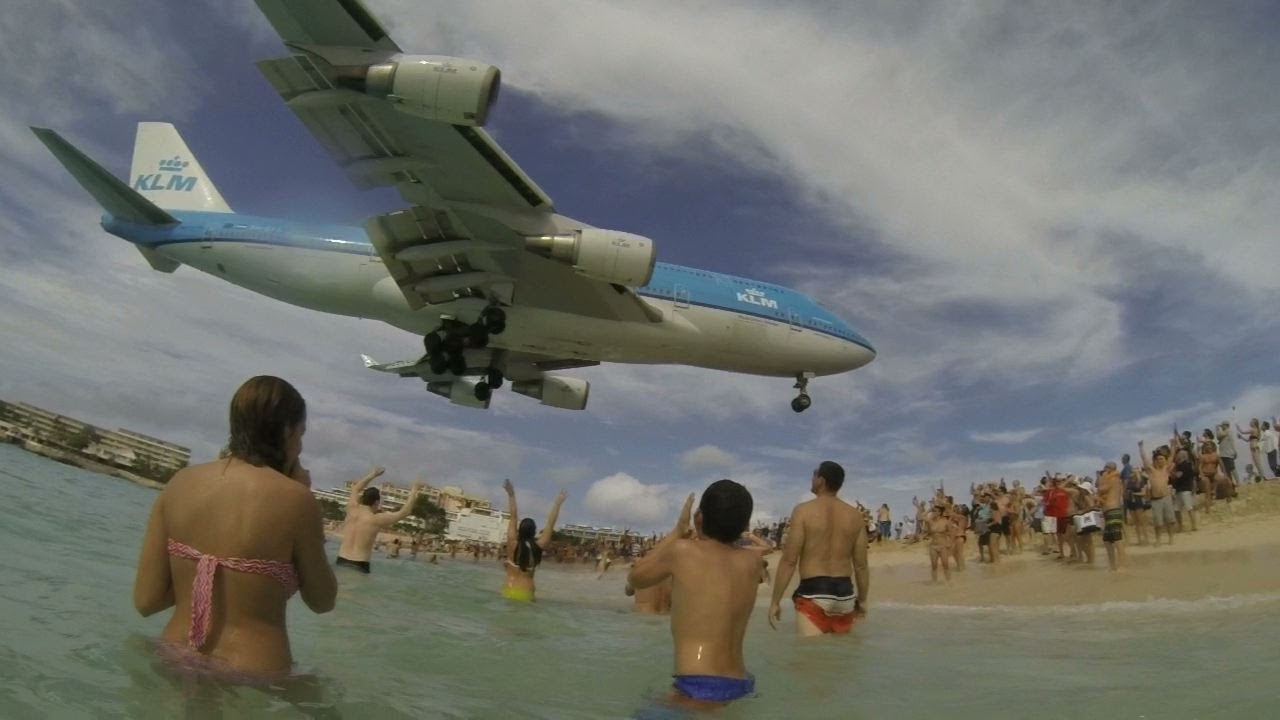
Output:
(628, 480), (760, 708)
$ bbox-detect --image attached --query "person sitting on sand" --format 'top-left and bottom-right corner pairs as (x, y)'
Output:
(1097, 462), (1125, 571)
(769, 461), (869, 636)
(336, 468), (422, 574)
(629, 481), (761, 708)
(501, 479), (567, 602)
(133, 375), (337, 675)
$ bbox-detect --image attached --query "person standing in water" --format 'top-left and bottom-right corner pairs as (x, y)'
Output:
(629, 480), (761, 708)
(133, 376), (336, 675)
(336, 468), (423, 574)
(768, 461), (869, 636)
(501, 479), (568, 602)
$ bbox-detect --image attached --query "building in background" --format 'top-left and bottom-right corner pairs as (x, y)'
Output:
(559, 523), (626, 543)
(0, 399), (189, 478)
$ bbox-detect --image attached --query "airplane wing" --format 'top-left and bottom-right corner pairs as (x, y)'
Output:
(253, 0), (660, 324)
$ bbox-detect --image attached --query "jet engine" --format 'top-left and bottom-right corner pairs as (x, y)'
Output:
(362, 55), (501, 126)
(511, 376), (590, 411)
(525, 229), (656, 287)
(426, 380), (491, 409)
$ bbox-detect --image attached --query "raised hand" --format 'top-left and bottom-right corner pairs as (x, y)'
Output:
(371, 466), (385, 478)
(555, 488), (569, 504)
(675, 493), (695, 535)
(503, 479), (515, 496)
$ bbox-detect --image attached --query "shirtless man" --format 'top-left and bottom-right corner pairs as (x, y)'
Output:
(768, 461), (869, 636)
(629, 481), (761, 707)
(1097, 462), (1125, 571)
(994, 489), (1015, 554)
(924, 501), (954, 582)
(1139, 442), (1175, 546)
(336, 467), (423, 573)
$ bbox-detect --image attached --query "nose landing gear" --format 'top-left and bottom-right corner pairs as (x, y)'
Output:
(791, 372), (814, 413)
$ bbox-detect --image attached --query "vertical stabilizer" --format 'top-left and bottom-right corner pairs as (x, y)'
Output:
(130, 122), (232, 213)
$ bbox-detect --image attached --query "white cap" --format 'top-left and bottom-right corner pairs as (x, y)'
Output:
(1079, 481), (1096, 494)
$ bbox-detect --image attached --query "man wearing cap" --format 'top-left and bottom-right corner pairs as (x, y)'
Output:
(1098, 462), (1125, 571)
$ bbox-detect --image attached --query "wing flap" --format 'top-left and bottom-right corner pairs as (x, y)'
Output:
(255, 0), (400, 51)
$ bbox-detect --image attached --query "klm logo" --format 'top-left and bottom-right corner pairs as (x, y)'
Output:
(736, 287), (778, 309)
(134, 156), (197, 192)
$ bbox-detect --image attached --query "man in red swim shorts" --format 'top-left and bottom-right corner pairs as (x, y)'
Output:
(768, 461), (869, 636)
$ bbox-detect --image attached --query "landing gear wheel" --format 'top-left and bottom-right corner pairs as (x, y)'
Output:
(468, 323), (490, 349)
(447, 353), (467, 377)
(443, 334), (464, 354)
(486, 368), (504, 389)
(481, 307), (507, 335)
(428, 353), (448, 375)
(423, 332), (442, 354)
(791, 393), (812, 413)
(474, 381), (492, 402)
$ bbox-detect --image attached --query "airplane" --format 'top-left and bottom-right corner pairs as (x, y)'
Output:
(31, 0), (875, 413)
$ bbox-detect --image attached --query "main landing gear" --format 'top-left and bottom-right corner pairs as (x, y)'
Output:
(422, 307), (508, 401)
(791, 372), (814, 413)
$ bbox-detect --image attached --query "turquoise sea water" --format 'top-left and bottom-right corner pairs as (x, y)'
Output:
(2, 442), (1278, 719)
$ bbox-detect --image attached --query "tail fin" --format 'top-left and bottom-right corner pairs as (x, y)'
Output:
(32, 127), (177, 225)
(130, 122), (232, 213)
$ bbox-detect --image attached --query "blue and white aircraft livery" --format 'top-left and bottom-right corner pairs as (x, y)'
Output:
(32, 0), (874, 412)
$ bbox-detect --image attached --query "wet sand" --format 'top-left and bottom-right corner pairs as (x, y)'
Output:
(866, 483), (1280, 607)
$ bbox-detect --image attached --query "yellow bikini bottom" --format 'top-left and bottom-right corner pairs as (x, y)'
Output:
(502, 587), (535, 603)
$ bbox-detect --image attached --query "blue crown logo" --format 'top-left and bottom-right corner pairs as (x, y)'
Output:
(158, 156), (189, 173)
(744, 288), (766, 297)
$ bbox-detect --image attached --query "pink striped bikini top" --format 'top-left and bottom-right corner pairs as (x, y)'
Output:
(167, 539), (299, 650)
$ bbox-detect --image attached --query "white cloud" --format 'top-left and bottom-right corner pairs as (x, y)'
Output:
(583, 472), (671, 526)
(679, 444), (738, 472)
(970, 428), (1044, 444)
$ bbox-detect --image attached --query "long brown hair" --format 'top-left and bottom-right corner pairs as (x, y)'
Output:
(226, 376), (306, 474)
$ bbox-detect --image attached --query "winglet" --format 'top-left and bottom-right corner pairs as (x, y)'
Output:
(361, 354), (381, 369)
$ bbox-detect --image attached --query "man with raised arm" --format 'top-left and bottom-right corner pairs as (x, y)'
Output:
(767, 461), (869, 636)
(629, 480), (760, 708)
(1138, 441), (1175, 546)
(336, 466), (423, 573)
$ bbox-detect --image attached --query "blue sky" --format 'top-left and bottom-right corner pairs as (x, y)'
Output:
(1, 0), (1277, 531)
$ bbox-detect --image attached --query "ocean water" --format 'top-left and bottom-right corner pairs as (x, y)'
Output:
(1, 442), (1277, 719)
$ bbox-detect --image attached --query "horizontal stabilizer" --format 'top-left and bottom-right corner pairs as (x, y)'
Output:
(31, 127), (177, 226)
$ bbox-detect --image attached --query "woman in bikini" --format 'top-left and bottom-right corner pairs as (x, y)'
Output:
(501, 479), (568, 602)
(133, 376), (337, 675)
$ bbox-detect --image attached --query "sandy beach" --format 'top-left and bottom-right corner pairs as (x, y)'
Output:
(865, 482), (1280, 607)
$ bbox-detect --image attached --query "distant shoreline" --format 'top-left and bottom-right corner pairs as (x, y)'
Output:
(5, 437), (165, 491)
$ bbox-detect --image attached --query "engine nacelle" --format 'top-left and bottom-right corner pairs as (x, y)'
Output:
(363, 55), (501, 126)
(426, 380), (491, 409)
(511, 376), (590, 411)
(525, 229), (656, 287)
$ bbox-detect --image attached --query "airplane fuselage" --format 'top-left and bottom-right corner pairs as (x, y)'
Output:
(104, 211), (876, 378)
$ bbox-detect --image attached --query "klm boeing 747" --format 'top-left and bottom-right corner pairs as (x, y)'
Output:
(32, 0), (874, 412)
